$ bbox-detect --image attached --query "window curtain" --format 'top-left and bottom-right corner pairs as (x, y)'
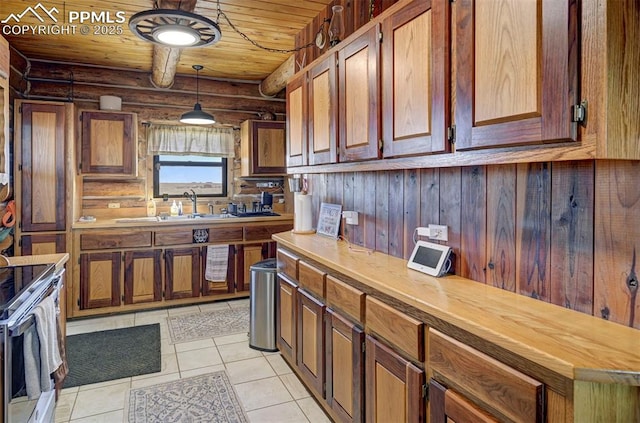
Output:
(147, 124), (235, 157)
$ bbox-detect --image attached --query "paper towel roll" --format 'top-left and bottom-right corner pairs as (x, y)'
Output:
(294, 192), (314, 233)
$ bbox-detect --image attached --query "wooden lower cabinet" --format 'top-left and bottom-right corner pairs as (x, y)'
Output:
(277, 274), (297, 364)
(325, 308), (364, 423)
(236, 242), (276, 292)
(79, 252), (121, 309)
(123, 250), (162, 305)
(201, 245), (235, 296)
(429, 329), (544, 423)
(365, 335), (425, 423)
(296, 288), (326, 396)
(20, 233), (67, 255)
(165, 247), (200, 299)
(430, 379), (499, 423)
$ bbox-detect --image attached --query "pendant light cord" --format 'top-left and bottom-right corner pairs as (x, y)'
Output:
(195, 67), (200, 103)
(215, 0), (314, 54)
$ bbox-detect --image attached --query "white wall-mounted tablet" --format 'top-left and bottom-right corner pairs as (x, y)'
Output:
(407, 240), (452, 277)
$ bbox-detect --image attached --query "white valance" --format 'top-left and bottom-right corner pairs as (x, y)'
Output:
(147, 124), (234, 157)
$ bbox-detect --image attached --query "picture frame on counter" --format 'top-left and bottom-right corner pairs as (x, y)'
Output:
(316, 202), (342, 239)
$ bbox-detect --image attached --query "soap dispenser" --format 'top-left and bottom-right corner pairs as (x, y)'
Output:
(170, 200), (179, 216)
(146, 197), (157, 217)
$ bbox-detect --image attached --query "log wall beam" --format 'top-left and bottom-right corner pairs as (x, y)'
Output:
(259, 54), (295, 96)
(150, 0), (197, 88)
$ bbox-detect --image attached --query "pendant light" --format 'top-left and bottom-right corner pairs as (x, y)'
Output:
(180, 65), (215, 125)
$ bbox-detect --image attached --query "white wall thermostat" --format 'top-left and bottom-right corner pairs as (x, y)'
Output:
(407, 241), (452, 277)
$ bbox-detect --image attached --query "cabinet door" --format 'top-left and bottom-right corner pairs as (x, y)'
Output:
(381, 0), (450, 158)
(21, 233), (66, 255)
(0, 36), (8, 188)
(124, 250), (162, 304)
(81, 111), (136, 175)
(19, 102), (66, 231)
(236, 243), (265, 292)
(430, 379), (499, 423)
(297, 288), (326, 397)
(165, 247), (200, 300)
(286, 72), (307, 167)
(455, 0), (579, 150)
(241, 120), (286, 176)
(202, 245), (235, 296)
(308, 54), (338, 165)
(338, 25), (381, 162)
(80, 252), (121, 309)
(365, 335), (424, 423)
(325, 308), (364, 423)
(277, 274), (297, 364)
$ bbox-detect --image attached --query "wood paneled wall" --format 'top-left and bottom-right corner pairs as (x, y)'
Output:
(306, 160), (640, 330)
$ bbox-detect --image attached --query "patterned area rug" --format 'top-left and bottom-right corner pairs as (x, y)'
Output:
(166, 307), (249, 344)
(126, 371), (248, 423)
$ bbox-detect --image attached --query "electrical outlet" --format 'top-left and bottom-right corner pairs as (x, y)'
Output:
(416, 227), (430, 237)
(342, 211), (359, 225)
(428, 224), (448, 241)
(108, 202), (120, 209)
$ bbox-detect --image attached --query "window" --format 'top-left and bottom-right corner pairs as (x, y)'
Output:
(153, 155), (227, 198)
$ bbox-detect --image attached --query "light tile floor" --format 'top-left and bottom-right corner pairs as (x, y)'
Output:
(54, 299), (332, 423)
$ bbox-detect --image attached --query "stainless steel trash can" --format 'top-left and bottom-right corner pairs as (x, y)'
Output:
(249, 258), (278, 351)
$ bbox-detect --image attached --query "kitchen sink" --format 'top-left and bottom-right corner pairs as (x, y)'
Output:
(115, 214), (237, 223)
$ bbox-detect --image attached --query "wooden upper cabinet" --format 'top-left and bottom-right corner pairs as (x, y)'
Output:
(19, 102), (67, 231)
(454, 0), (579, 150)
(240, 120), (286, 176)
(80, 111), (137, 175)
(286, 72), (307, 167)
(308, 54), (338, 165)
(381, 0), (450, 158)
(338, 25), (381, 162)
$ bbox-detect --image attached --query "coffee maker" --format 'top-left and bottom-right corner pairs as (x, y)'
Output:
(260, 191), (273, 211)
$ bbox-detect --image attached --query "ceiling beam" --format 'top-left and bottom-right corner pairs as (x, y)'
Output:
(259, 54), (295, 97)
(150, 0), (197, 88)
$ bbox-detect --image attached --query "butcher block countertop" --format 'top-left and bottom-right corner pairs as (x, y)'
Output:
(273, 231), (640, 386)
(71, 214), (293, 230)
(3, 253), (69, 270)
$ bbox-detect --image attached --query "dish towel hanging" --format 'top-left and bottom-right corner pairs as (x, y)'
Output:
(205, 245), (229, 282)
(23, 295), (62, 399)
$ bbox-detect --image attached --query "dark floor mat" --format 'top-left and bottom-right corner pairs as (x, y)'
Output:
(63, 323), (161, 388)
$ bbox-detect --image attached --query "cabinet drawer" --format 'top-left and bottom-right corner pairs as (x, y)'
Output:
(298, 261), (325, 298)
(155, 230), (193, 246)
(277, 248), (299, 280)
(429, 329), (544, 423)
(365, 296), (424, 362)
(326, 275), (365, 324)
(244, 224), (292, 241)
(81, 232), (152, 250)
(209, 227), (243, 243)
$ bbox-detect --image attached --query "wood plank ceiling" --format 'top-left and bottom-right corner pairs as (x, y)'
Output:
(0, 0), (333, 81)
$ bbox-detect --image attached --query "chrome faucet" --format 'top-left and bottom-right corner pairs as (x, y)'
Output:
(208, 203), (215, 215)
(183, 189), (198, 215)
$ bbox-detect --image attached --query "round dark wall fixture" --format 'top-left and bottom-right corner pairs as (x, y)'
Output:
(129, 9), (222, 48)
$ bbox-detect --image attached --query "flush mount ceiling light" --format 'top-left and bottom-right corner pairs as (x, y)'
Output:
(180, 65), (215, 125)
(128, 9), (221, 48)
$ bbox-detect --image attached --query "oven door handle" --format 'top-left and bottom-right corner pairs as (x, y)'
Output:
(9, 314), (35, 337)
(7, 275), (61, 337)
